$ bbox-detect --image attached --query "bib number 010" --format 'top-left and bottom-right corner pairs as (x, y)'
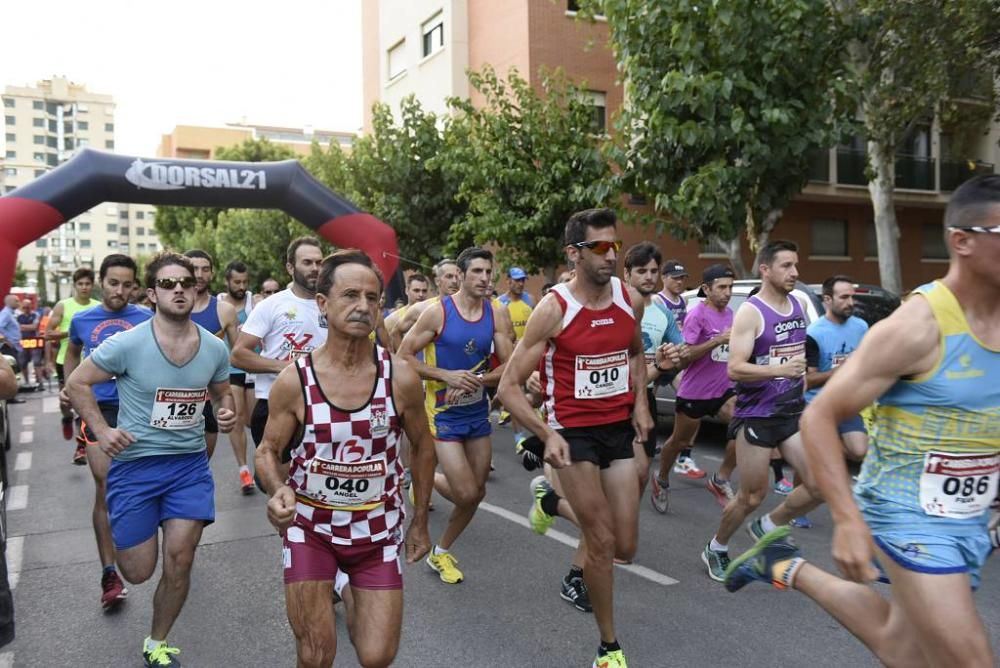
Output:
(590, 368), (620, 385)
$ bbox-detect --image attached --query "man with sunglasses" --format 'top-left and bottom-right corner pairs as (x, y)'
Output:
(255, 277), (282, 304)
(725, 176), (1000, 668)
(499, 208), (653, 668)
(67, 252), (234, 667)
(61, 254), (152, 612)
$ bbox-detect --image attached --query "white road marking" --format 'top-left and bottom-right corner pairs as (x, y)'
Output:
(13, 452), (31, 472)
(43, 396), (60, 413)
(7, 536), (23, 591)
(0, 651), (13, 668)
(478, 501), (678, 586)
(18, 431), (32, 445)
(702, 454), (723, 462)
(21, 415), (34, 426)
(7, 486), (28, 511)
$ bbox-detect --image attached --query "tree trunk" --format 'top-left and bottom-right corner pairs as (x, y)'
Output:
(867, 140), (904, 295)
(712, 235), (750, 278)
(749, 208), (783, 277)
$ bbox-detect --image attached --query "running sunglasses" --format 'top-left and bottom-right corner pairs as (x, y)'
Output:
(571, 239), (623, 254)
(154, 277), (197, 290)
(955, 225), (1000, 234)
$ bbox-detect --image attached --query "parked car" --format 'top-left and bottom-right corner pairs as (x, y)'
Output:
(654, 280), (824, 421)
(806, 282), (901, 327)
(0, 354), (15, 648)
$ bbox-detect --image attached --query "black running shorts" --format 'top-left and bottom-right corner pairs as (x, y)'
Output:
(561, 419), (635, 469)
(676, 389), (736, 420)
(728, 414), (800, 449)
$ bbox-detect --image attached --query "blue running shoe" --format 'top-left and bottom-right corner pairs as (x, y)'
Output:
(790, 515), (813, 529)
(724, 525), (800, 593)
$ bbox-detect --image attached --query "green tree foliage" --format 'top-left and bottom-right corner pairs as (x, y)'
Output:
(440, 66), (615, 275)
(346, 97), (466, 270)
(589, 0), (851, 274)
(13, 262), (27, 287)
(214, 209), (327, 289)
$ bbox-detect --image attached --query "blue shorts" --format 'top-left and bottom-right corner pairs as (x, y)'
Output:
(106, 451), (215, 550)
(837, 414), (867, 435)
(432, 415), (492, 442)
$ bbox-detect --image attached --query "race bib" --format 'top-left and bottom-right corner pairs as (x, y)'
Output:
(831, 352), (849, 369)
(302, 456), (388, 509)
(768, 342), (805, 367)
(919, 451), (1000, 519)
(711, 343), (730, 363)
(150, 388), (208, 430)
(575, 351), (629, 399)
(448, 385), (484, 407)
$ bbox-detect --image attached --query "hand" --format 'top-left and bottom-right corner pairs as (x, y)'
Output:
(781, 357), (807, 378)
(59, 388), (72, 410)
(266, 485), (297, 532)
(831, 518), (879, 583)
(526, 371), (542, 395)
(215, 407), (236, 433)
(97, 426), (136, 457)
(716, 329), (731, 346)
(632, 404), (655, 445)
(543, 432), (571, 469)
(404, 520), (431, 563)
(444, 369), (482, 394)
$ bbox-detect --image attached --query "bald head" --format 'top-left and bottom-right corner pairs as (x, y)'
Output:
(4, 296), (18, 309)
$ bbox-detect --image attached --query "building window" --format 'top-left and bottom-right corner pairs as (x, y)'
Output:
(32, 118), (44, 128)
(32, 152), (43, 162)
(5, 133), (15, 142)
(810, 218), (848, 257)
(32, 100), (43, 110)
(922, 223), (948, 260)
(105, 123), (114, 132)
(4, 150), (14, 159)
(4, 115), (15, 126)
(2, 98), (12, 108)
(107, 240), (118, 249)
(422, 14), (444, 57)
(78, 120), (89, 131)
(147, 211), (155, 220)
(699, 237), (729, 256)
(3, 168), (16, 177)
(136, 211), (145, 220)
(49, 119), (59, 133)
(105, 140), (114, 149)
(107, 223), (118, 233)
(137, 243), (146, 252)
(579, 90), (607, 133)
(119, 210), (129, 220)
(136, 227), (145, 236)
(79, 222), (90, 231)
(35, 239), (47, 248)
(80, 239), (91, 249)
(388, 40), (406, 80)
(34, 135), (45, 145)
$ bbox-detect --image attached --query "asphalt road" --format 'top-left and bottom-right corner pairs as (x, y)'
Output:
(3, 387), (999, 667)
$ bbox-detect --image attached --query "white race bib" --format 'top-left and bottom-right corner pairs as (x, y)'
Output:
(831, 352), (849, 369)
(302, 456), (387, 508)
(448, 385), (484, 407)
(150, 388), (208, 430)
(919, 451), (1000, 519)
(575, 351), (629, 399)
(711, 343), (730, 362)
(768, 341), (805, 367)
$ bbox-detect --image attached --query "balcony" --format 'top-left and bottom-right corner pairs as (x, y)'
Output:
(940, 160), (995, 191)
(816, 149), (996, 192)
(835, 149), (868, 186)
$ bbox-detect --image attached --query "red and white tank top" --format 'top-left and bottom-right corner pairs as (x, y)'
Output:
(541, 277), (636, 429)
(288, 346), (404, 545)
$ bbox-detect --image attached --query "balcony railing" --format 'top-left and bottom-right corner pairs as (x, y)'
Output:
(816, 149), (996, 192)
(895, 154), (935, 190)
(940, 160), (995, 191)
(836, 149), (868, 186)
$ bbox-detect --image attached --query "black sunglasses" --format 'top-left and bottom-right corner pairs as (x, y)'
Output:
(155, 277), (197, 290)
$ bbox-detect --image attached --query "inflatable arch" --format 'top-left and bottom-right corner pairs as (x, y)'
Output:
(0, 148), (401, 298)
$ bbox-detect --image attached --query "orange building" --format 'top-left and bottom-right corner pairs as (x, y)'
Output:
(157, 123), (355, 160)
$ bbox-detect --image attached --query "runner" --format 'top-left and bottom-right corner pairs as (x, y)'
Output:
(398, 247), (514, 584)
(231, 237), (326, 457)
(383, 273), (430, 352)
(66, 252), (234, 667)
(496, 266), (538, 443)
(701, 240), (822, 582)
(15, 300), (42, 389)
(183, 250), (239, 462)
(498, 208), (653, 668)
(652, 264), (739, 513)
(255, 277), (282, 305)
(725, 175), (1000, 667)
(256, 249), (434, 668)
(388, 259), (461, 351)
(218, 259), (258, 494)
(622, 242), (686, 494)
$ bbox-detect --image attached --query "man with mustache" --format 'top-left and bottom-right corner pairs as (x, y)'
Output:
(399, 247), (514, 585)
(61, 254), (151, 612)
(67, 252), (234, 667)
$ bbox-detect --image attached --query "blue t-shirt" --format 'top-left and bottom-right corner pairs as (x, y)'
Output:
(643, 297), (684, 387)
(89, 320), (230, 461)
(70, 304), (152, 403)
(805, 314), (869, 402)
(0, 307), (21, 352)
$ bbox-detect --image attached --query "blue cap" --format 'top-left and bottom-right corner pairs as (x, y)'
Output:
(508, 267), (527, 280)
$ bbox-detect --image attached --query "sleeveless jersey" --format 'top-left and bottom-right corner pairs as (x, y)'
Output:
(191, 295), (223, 337)
(287, 347), (404, 545)
(423, 296), (494, 423)
(542, 277), (636, 429)
(56, 297), (99, 364)
(656, 292), (687, 326)
(733, 294), (807, 418)
(855, 281), (1000, 526)
(497, 293), (535, 341)
(226, 292), (254, 374)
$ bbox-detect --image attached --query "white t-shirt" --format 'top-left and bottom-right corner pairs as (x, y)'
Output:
(240, 288), (328, 399)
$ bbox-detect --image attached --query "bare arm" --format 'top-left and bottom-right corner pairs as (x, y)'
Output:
(374, 309), (391, 349)
(481, 303), (515, 387)
(45, 302), (66, 342)
(727, 303), (804, 382)
(218, 301), (239, 346)
(208, 380), (236, 432)
(255, 365), (305, 532)
(398, 303), (481, 392)
(59, 340), (84, 408)
(627, 288), (655, 440)
(393, 355), (433, 562)
(685, 329), (729, 363)
(231, 331), (288, 375)
(389, 301), (427, 354)
(66, 358), (135, 456)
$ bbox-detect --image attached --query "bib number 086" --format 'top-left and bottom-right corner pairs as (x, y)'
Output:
(942, 476), (992, 497)
(324, 478), (370, 494)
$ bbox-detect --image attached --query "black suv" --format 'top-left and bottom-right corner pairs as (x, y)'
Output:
(808, 283), (901, 326)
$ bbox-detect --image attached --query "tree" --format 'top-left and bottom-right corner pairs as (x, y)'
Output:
(835, 0), (1000, 294)
(34, 259), (47, 305)
(214, 209), (328, 288)
(345, 97), (467, 270)
(439, 66), (616, 277)
(13, 262), (27, 287)
(591, 0), (852, 276)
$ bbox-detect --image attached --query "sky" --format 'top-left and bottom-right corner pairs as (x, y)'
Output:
(1, 0), (364, 155)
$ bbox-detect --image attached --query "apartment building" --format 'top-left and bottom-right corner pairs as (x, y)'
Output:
(1, 76), (163, 300)
(157, 123), (355, 160)
(362, 0), (999, 291)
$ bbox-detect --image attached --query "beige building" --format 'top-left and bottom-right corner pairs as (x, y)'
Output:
(1, 76), (163, 300)
(157, 123), (355, 159)
(362, 1), (999, 291)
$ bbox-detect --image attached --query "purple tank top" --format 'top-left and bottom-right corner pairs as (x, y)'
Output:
(734, 295), (807, 418)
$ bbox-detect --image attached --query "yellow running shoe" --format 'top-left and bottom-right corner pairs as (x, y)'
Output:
(426, 551), (464, 584)
(593, 649), (627, 668)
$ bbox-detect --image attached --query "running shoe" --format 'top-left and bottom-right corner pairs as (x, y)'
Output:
(724, 525), (800, 593)
(560, 574), (593, 612)
(772, 477), (794, 495)
(426, 551), (464, 584)
(790, 515), (813, 529)
(498, 410), (512, 426)
(706, 475), (736, 507)
(673, 455), (706, 479)
(649, 477), (669, 514)
(529, 475), (556, 535)
(517, 435), (544, 471)
(101, 570), (128, 610)
(747, 516), (768, 541)
(72, 442), (87, 466)
(239, 469), (255, 495)
(143, 640), (181, 667)
(701, 544), (731, 582)
(593, 649), (627, 668)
